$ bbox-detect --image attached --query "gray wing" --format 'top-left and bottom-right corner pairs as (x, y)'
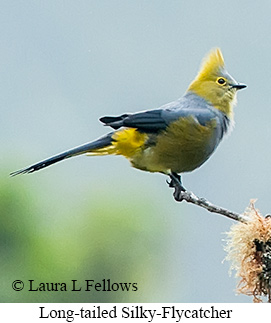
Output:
(100, 108), (216, 131)
(100, 93), (228, 134)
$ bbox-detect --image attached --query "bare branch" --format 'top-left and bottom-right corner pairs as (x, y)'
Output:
(172, 189), (250, 223)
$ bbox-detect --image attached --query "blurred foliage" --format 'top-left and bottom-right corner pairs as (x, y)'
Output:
(0, 174), (172, 302)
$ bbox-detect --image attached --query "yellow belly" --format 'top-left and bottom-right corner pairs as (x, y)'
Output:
(130, 117), (218, 174)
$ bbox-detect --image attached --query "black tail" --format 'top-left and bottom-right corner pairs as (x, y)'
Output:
(10, 133), (113, 176)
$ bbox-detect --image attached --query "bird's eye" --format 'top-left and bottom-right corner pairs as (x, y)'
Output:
(216, 77), (226, 85)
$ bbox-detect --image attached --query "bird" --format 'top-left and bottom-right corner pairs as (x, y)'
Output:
(10, 48), (246, 192)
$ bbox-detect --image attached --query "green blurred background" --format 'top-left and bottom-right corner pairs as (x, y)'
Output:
(1, 0), (270, 302)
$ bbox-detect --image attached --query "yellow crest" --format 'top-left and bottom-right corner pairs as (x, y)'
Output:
(196, 48), (225, 80)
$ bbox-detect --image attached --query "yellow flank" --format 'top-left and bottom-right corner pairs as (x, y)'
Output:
(86, 128), (147, 158)
(112, 128), (148, 158)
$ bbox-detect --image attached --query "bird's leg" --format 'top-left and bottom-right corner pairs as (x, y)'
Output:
(168, 172), (185, 189)
(167, 172), (186, 200)
(167, 174), (177, 188)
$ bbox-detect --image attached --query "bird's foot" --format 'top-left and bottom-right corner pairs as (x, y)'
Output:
(167, 173), (186, 202)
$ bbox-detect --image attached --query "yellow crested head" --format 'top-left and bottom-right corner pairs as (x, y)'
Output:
(196, 48), (225, 80)
(187, 48), (246, 117)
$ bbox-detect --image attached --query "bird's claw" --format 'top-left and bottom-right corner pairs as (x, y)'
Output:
(166, 179), (175, 188)
(167, 173), (186, 202)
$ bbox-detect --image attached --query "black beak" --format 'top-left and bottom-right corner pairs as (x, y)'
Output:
(231, 83), (247, 90)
